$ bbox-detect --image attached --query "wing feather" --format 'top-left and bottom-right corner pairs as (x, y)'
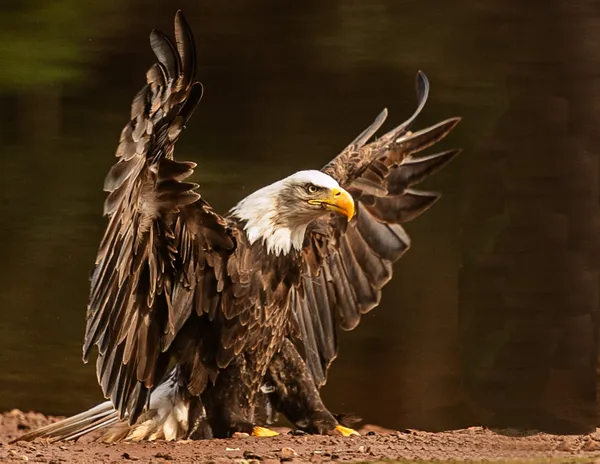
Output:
(338, 234), (378, 309)
(295, 72), (461, 385)
(83, 11), (234, 423)
(365, 189), (441, 224)
(295, 288), (327, 384)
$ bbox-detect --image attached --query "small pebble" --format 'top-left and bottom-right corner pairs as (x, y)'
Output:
(280, 447), (298, 460)
(556, 437), (576, 452)
(583, 439), (600, 451)
(243, 451), (262, 460)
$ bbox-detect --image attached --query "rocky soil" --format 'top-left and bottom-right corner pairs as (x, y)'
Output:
(2, 410), (600, 463)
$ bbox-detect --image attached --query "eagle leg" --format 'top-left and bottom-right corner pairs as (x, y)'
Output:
(202, 359), (266, 438)
(262, 339), (358, 436)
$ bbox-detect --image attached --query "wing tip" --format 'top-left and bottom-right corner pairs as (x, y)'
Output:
(175, 10), (190, 35)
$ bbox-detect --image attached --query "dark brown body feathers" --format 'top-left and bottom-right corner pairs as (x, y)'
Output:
(80, 10), (460, 437)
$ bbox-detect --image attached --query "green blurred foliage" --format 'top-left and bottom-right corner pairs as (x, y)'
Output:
(0, 0), (125, 90)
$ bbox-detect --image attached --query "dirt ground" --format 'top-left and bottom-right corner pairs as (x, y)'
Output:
(2, 410), (600, 463)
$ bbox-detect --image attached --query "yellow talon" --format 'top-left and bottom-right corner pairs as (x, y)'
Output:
(252, 426), (279, 437)
(335, 425), (360, 437)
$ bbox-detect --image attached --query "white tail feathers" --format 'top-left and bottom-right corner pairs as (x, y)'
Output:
(115, 379), (192, 442)
(11, 374), (198, 443)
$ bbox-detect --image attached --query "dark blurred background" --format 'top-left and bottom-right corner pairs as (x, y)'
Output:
(0, 0), (598, 434)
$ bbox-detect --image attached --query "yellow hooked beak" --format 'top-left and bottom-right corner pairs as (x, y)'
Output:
(308, 186), (355, 221)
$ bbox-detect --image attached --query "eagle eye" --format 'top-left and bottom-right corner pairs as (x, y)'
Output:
(306, 184), (318, 194)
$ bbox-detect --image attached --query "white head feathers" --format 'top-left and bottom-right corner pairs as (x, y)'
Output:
(230, 170), (341, 256)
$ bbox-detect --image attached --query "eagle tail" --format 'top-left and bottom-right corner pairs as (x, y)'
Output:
(9, 401), (119, 443)
(11, 371), (207, 443)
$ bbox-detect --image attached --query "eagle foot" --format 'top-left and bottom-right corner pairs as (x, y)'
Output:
(252, 426), (279, 437)
(334, 425), (360, 437)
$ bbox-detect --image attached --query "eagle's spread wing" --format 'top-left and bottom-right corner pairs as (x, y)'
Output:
(84, 11), (234, 422)
(294, 72), (461, 386)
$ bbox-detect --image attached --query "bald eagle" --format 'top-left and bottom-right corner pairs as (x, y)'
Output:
(12, 11), (460, 443)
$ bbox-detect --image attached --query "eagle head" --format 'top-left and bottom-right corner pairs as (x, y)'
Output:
(230, 170), (355, 256)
